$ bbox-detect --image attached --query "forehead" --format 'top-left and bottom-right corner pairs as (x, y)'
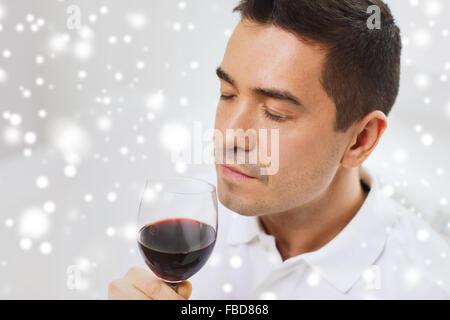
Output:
(221, 20), (327, 97)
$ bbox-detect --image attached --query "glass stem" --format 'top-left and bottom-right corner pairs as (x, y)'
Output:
(165, 281), (180, 289)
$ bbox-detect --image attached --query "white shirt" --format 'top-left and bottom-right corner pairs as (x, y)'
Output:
(188, 166), (450, 299)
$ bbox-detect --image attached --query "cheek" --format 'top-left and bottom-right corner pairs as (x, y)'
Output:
(268, 129), (340, 201)
(277, 128), (323, 171)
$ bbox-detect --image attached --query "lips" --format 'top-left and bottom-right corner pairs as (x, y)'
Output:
(221, 165), (256, 181)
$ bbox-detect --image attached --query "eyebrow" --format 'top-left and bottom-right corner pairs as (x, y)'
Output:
(216, 66), (236, 87)
(216, 66), (304, 108)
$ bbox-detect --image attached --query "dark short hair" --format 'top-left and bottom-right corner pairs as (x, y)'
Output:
(233, 0), (402, 132)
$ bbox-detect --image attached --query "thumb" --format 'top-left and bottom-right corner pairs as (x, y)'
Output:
(175, 281), (192, 299)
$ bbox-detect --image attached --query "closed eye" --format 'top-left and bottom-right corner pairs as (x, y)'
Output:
(262, 107), (287, 122)
(220, 94), (235, 100)
(220, 95), (287, 122)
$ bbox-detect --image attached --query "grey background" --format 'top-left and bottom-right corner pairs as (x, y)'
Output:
(0, 0), (449, 299)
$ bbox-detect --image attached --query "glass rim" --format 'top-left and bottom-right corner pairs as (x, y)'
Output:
(143, 176), (216, 195)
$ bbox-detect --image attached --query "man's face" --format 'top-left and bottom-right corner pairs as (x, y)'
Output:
(214, 19), (352, 216)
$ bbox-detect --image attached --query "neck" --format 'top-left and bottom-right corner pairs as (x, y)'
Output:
(259, 166), (368, 261)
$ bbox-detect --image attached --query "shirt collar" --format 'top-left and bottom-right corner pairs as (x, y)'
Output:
(225, 166), (397, 293)
(226, 209), (262, 246)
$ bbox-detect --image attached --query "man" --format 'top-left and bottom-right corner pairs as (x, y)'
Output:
(108, 0), (450, 299)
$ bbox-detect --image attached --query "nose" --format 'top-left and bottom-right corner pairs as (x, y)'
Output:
(217, 99), (258, 164)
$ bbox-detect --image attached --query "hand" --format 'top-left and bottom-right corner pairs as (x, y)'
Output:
(108, 267), (192, 300)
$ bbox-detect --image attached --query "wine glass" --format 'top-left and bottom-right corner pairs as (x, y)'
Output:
(137, 177), (218, 288)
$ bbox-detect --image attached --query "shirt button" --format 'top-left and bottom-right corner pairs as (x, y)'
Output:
(258, 238), (269, 250)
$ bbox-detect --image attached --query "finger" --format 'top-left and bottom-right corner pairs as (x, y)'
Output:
(108, 280), (151, 300)
(175, 281), (192, 300)
(126, 267), (186, 300)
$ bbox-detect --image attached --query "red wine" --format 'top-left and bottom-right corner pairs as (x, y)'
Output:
(137, 218), (216, 282)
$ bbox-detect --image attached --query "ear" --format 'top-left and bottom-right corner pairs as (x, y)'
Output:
(341, 110), (387, 169)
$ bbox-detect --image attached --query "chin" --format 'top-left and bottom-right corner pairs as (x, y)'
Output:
(218, 189), (266, 217)
(218, 189), (249, 214)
